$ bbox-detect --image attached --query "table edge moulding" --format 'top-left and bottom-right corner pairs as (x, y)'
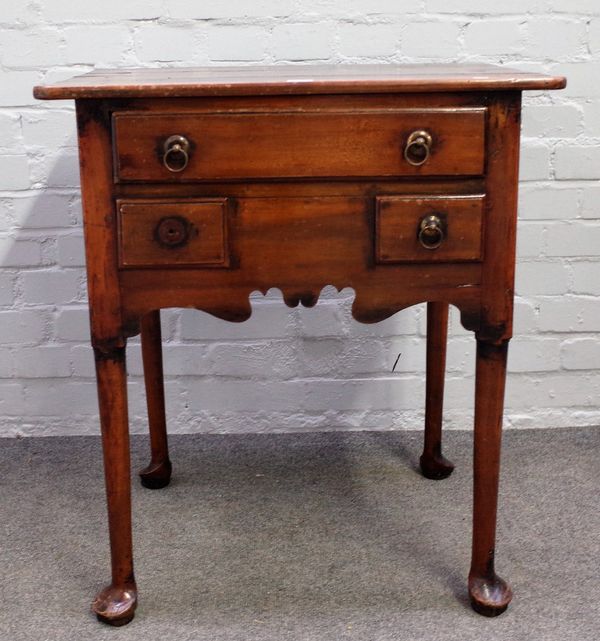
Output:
(34, 63), (566, 626)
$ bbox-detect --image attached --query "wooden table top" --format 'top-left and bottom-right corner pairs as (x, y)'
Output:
(34, 63), (566, 100)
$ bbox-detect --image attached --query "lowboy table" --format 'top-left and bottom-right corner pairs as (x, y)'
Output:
(35, 64), (565, 625)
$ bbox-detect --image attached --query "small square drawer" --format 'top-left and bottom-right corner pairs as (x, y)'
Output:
(375, 195), (484, 263)
(117, 199), (229, 268)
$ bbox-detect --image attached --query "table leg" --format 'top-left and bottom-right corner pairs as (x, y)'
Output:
(139, 310), (172, 489)
(420, 302), (454, 479)
(92, 345), (137, 626)
(468, 338), (512, 616)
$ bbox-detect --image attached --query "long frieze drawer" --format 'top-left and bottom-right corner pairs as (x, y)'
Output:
(375, 195), (484, 263)
(117, 199), (229, 268)
(112, 108), (486, 182)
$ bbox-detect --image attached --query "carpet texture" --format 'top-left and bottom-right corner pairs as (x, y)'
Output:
(0, 428), (598, 640)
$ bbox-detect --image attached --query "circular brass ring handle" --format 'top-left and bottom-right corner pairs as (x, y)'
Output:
(155, 216), (191, 248)
(418, 214), (445, 250)
(162, 135), (190, 172)
(404, 130), (433, 167)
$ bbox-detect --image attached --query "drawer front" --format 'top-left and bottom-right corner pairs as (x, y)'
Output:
(117, 199), (228, 268)
(113, 108), (486, 182)
(375, 195), (484, 263)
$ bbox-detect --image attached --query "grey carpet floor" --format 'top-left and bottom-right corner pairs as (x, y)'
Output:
(1, 428), (599, 641)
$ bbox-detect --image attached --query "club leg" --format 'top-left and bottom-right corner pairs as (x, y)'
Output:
(92, 345), (137, 626)
(139, 310), (172, 489)
(469, 339), (512, 617)
(420, 302), (455, 479)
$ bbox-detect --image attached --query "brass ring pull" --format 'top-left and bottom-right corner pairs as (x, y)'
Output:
(162, 135), (190, 172)
(418, 214), (445, 250)
(404, 130), (433, 166)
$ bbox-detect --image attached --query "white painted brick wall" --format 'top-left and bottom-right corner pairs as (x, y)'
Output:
(1, 1), (599, 437)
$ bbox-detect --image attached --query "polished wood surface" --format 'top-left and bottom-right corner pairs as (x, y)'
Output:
(375, 195), (484, 263)
(36, 65), (565, 625)
(118, 199), (228, 268)
(34, 63), (566, 99)
(113, 108), (486, 181)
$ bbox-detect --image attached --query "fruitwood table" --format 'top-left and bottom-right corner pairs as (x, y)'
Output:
(34, 64), (565, 625)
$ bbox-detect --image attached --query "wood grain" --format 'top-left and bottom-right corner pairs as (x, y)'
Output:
(113, 108), (486, 181)
(33, 63), (566, 100)
(118, 199), (228, 268)
(375, 194), (484, 263)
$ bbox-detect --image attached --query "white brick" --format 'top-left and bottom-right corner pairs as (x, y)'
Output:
(513, 298), (538, 334)
(555, 145), (600, 180)
(0, 348), (13, 377)
(296, 338), (389, 377)
(549, 63), (600, 98)
(161, 344), (210, 376)
(521, 105), (581, 139)
(70, 345), (95, 377)
(30, 152), (80, 189)
(518, 186), (579, 221)
(464, 20), (524, 55)
(207, 341), (295, 378)
(350, 307), (418, 337)
(572, 262), (600, 295)
(0, 239), (42, 266)
(63, 26), (131, 65)
(0, 156), (30, 190)
(506, 373), (600, 408)
(446, 338), (476, 376)
(546, 223), (600, 257)
(22, 380), (97, 415)
(12, 194), (72, 229)
(590, 19), (600, 56)
(21, 270), (81, 305)
(42, 0), (163, 22)
(0, 114), (23, 152)
(519, 144), (551, 181)
(304, 377), (424, 411)
(134, 25), (200, 64)
(402, 22), (461, 58)
(581, 186), (600, 219)
(166, 0), (296, 19)
(516, 222), (545, 258)
(15, 346), (72, 378)
(0, 310), (46, 344)
(21, 110), (77, 149)
(527, 19), (585, 60)
(548, 0), (599, 13)
(180, 304), (293, 340)
(0, 383), (25, 416)
(272, 24), (333, 61)
(0, 3), (40, 24)
(58, 234), (85, 267)
(339, 24), (399, 58)
(187, 379), (305, 412)
(208, 26), (267, 62)
(426, 0), (545, 13)
(561, 339), (600, 370)
(0, 272), (15, 306)
(583, 101), (600, 137)
(1, 29), (64, 68)
(507, 337), (561, 373)
(515, 261), (569, 296)
(55, 307), (90, 341)
(295, 302), (348, 338)
(0, 71), (41, 107)
(340, 0), (422, 13)
(539, 297), (600, 332)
